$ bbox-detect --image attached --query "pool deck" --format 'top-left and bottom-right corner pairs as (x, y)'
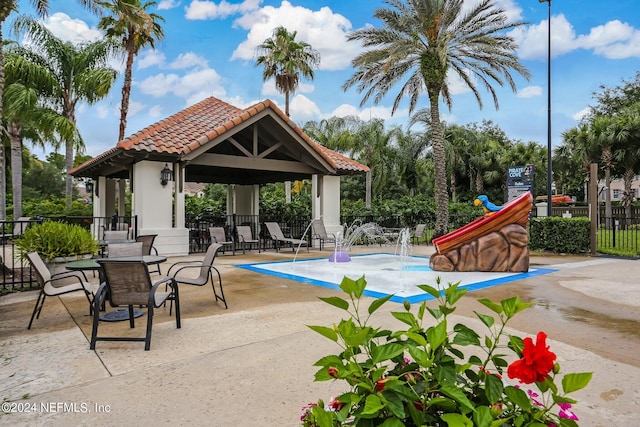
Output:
(1, 244), (639, 426)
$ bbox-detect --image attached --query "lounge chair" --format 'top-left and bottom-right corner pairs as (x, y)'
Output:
(26, 251), (93, 329)
(91, 259), (180, 351)
(167, 243), (227, 309)
(264, 222), (309, 252)
(311, 219), (337, 250)
(209, 227), (234, 255)
(236, 225), (260, 254)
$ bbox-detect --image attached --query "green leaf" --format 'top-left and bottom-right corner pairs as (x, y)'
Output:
(484, 373), (504, 404)
(475, 312), (495, 328)
(307, 325), (338, 342)
(508, 335), (524, 355)
(361, 394), (385, 416)
(562, 372), (593, 393)
(473, 406), (493, 427)
(504, 386), (531, 411)
(318, 296), (349, 311)
(501, 296), (532, 318)
(379, 418), (405, 427)
(427, 320), (448, 350)
(477, 298), (503, 314)
(368, 294), (393, 315)
(383, 392), (406, 419)
(339, 275), (367, 298)
(439, 384), (475, 413)
(311, 404), (336, 427)
(441, 413), (473, 427)
(391, 311), (417, 327)
(417, 284), (442, 298)
(371, 343), (406, 364)
(406, 331), (427, 346)
(453, 324), (481, 346)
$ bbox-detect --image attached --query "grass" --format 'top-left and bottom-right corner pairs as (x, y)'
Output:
(597, 229), (640, 257)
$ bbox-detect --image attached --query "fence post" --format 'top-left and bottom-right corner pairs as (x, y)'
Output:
(589, 163), (598, 256)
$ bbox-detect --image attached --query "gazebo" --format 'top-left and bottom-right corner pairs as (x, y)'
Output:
(69, 97), (369, 255)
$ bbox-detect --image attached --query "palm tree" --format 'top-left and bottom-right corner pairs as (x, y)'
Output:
(3, 49), (80, 217)
(588, 115), (616, 226)
(611, 103), (640, 219)
(0, 1), (98, 219)
(98, 0), (164, 141)
(13, 17), (118, 210)
(256, 26), (320, 117)
(343, 0), (529, 237)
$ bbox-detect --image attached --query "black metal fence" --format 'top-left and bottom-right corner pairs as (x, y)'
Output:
(1, 215), (137, 294)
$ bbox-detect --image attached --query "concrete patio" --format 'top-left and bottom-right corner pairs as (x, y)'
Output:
(1, 245), (639, 426)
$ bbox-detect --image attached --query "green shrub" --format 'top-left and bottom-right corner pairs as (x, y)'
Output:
(529, 217), (590, 253)
(14, 221), (99, 260)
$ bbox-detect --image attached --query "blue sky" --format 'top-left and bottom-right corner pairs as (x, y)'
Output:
(13, 0), (640, 159)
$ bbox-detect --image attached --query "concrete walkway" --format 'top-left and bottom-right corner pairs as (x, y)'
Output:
(1, 245), (639, 426)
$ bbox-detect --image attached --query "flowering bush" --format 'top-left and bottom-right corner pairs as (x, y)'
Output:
(302, 276), (592, 426)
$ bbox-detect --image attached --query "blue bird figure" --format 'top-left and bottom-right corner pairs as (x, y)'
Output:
(474, 195), (503, 215)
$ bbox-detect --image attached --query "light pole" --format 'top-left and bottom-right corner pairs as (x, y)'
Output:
(539, 0), (552, 217)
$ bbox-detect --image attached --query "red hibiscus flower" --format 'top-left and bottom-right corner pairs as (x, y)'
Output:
(507, 331), (557, 384)
(375, 378), (390, 391)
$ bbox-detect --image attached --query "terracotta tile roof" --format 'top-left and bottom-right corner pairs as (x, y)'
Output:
(70, 96), (368, 176)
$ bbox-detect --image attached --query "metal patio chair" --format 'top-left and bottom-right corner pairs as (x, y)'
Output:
(26, 251), (93, 329)
(235, 225), (260, 254)
(166, 243), (227, 309)
(136, 234), (161, 273)
(91, 259), (180, 351)
(311, 219), (337, 250)
(412, 224), (427, 245)
(209, 227), (234, 255)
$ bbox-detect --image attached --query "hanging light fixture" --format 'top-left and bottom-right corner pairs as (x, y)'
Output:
(85, 179), (94, 194)
(160, 163), (173, 186)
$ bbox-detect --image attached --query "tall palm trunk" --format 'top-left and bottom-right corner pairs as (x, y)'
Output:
(429, 98), (448, 237)
(9, 122), (22, 218)
(64, 105), (76, 210)
(119, 47), (135, 141)
(0, 21), (6, 220)
(602, 148), (613, 229)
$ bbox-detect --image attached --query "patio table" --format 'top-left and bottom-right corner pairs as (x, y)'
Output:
(66, 255), (167, 322)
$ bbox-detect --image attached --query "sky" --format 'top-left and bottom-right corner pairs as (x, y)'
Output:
(12, 0), (640, 159)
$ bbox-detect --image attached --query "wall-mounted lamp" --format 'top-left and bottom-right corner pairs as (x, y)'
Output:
(85, 179), (94, 194)
(160, 163), (173, 186)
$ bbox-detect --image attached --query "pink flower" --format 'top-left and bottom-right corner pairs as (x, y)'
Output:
(558, 403), (579, 421)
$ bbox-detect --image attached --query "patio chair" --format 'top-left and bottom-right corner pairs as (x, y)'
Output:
(103, 230), (130, 241)
(209, 227), (235, 255)
(91, 259), (180, 351)
(311, 219), (337, 250)
(166, 243), (227, 309)
(264, 222), (309, 252)
(107, 242), (144, 257)
(26, 251), (93, 329)
(236, 225), (260, 254)
(412, 224), (427, 245)
(136, 234), (161, 274)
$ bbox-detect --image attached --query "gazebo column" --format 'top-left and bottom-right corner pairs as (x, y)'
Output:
(312, 175), (342, 241)
(91, 176), (109, 238)
(132, 160), (188, 256)
(235, 184), (260, 237)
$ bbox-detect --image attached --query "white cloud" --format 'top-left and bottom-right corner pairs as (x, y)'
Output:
(138, 68), (227, 102)
(169, 52), (209, 69)
(96, 105), (110, 119)
(572, 107), (590, 122)
(289, 94), (321, 122)
(576, 20), (640, 59)
(231, 1), (358, 71)
(514, 14), (640, 61)
(517, 86), (542, 98)
(149, 105), (164, 117)
(128, 101), (146, 117)
(138, 50), (166, 70)
(512, 14), (578, 60)
(158, 0), (180, 10)
(185, 0), (261, 20)
(447, 69), (475, 95)
(43, 12), (103, 44)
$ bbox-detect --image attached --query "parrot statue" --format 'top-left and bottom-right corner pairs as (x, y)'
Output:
(474, 195), (503, 215)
